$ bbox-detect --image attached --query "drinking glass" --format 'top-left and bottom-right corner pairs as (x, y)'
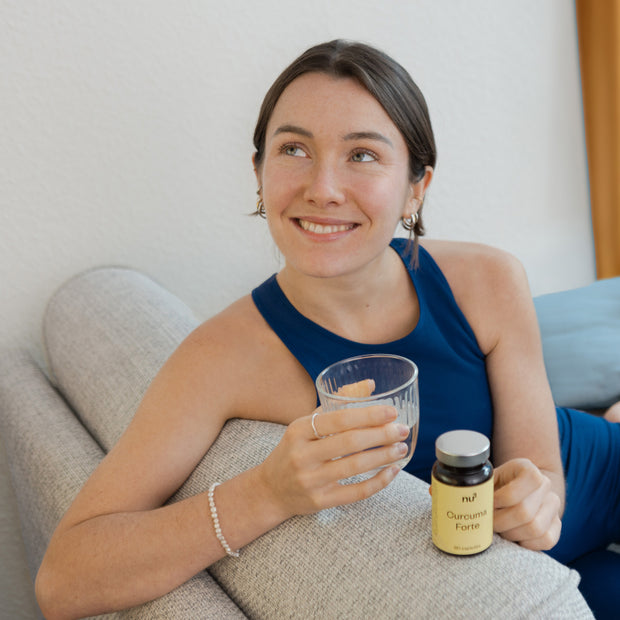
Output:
(315, 354), (419, 475)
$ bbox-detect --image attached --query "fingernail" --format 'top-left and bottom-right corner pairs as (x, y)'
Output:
(396, 424), (410, 438)
(385, 406), (398, 419)
(396, 442), (407, 455)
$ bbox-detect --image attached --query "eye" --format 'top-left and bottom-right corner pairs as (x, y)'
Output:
(280, 143), (307, 158)
(351, 149), (377, 163)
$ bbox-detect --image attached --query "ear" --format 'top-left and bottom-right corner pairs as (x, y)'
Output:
(252, 153), (262, 185)
(404, 166), (433, 218)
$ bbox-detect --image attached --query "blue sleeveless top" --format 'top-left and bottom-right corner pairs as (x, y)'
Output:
(251, 238), (494, 482)
(255, 240), (620, 577)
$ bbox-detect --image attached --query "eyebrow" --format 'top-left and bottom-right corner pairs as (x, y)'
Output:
(273, 125), (394, 148)
(273, 124), (313, 138)
(343, 131), (394, 148)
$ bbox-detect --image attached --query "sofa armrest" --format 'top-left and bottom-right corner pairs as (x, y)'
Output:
(0, 350), (103, 578)
(0, 350), (247, 620)
(39, 267), (592, 619)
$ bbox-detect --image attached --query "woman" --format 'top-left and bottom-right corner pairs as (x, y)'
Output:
(36, 40), (620, 619)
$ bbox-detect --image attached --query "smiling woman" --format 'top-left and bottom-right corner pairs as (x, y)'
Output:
(252, 41), (436, 268)
(254, 72), (431, 282)
(34, 39), (620, 620)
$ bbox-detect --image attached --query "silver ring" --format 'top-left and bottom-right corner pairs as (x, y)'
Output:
(311, 411), (326, 439)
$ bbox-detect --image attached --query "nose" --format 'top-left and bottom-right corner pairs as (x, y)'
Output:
(303, 160), (346, 207)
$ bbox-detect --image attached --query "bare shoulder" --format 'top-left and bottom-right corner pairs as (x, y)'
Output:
(125, 295), (269, 438)
(186, 294), (316, 423)
(421, 238), (525, 278)
(176, 295), (277, 413)
(420, 239), (533, 354)
(189, 294), (269, 354)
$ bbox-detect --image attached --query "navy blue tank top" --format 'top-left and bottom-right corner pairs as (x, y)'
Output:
(251, 238), (493, 482)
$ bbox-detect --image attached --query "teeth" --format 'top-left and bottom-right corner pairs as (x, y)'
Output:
(298, 219), (354, 234)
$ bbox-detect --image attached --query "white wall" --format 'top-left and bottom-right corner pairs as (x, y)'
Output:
(1, 0), (595, 361)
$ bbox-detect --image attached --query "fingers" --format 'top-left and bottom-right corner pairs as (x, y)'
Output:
(287, 462), (402, 514)
(319, 464), (401, 508)
(498, 494), (562, 551)
(309, 404), (397, 440)
(263, 431), (403, 516)
(313, 421), (409, 461)
(493, 459), (562, 551)
(317, 438), (409, 485)
(262, 401), (407, 518)
(493, 458), (544, 510)
(301, 406), (409, 471)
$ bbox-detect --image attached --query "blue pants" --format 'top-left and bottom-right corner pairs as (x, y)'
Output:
(547, 408), (620, 618)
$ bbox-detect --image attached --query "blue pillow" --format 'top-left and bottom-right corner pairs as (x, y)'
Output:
(534, 276), (620, 411)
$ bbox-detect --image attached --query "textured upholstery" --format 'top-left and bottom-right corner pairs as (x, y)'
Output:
(0, 353), (246, 620)
(0, 267), (594, 618)
(43, 267), (199, 451)
(0, 351), (103, 582)
(183, 420), (592, 619)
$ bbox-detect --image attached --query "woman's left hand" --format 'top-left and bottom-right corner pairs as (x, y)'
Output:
(493, 458), (562, 551)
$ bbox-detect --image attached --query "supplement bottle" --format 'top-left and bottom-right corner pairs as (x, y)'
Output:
(431, 430), (493, 555)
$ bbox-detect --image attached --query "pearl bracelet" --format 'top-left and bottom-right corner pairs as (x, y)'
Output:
(208, 483), (240, 558)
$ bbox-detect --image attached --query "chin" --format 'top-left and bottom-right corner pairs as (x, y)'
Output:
(290, 256), (363, 280)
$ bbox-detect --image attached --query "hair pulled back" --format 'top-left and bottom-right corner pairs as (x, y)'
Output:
(253, 39), (437, 256)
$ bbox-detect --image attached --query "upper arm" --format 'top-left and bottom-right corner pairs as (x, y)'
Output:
(427, 241), (563, 475)
(478, 252), (561, 472)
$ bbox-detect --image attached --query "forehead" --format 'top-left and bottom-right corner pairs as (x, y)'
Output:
(266, 72), (402, 140)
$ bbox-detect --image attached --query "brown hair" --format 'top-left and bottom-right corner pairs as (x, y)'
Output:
(253, 39), (437, 262)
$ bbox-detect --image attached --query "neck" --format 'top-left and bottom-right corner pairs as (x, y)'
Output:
(276, 247), (418, 344)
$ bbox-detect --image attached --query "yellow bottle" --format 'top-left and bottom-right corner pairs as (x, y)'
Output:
(431, 430), (494, 555)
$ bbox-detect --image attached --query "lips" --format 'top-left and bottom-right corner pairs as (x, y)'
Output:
(296, 218), (357, 235)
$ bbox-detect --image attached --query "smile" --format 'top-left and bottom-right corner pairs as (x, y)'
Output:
(297, 219), (357, 234)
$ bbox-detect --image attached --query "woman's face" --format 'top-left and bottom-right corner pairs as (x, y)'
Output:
(255, 72), (428, 280)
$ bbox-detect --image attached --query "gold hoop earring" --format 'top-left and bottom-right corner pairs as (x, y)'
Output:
(255, 188), (266, 218)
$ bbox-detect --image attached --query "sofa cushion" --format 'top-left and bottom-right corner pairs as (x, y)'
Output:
(182, 418), (591, 619)
(535, 276), (620, 410)
(41, 267), (593, 618)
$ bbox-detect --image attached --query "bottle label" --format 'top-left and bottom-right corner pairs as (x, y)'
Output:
(431, 474), (494, 555)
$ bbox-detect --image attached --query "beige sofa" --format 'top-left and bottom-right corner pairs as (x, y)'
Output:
(0, 267), (594, 618)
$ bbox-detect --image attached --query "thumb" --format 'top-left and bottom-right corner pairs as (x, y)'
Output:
(493, 458), (536, 509)
(493, 460), (520, 489)
(494, 458), (534, 489)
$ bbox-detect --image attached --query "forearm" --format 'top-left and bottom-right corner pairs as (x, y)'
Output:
(36, 467), (288, 619)
(540, 467), (565, 517)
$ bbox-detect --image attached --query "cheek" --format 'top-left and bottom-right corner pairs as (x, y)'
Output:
(355, 176), (410, 213)
(263, 166), (304, 206)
